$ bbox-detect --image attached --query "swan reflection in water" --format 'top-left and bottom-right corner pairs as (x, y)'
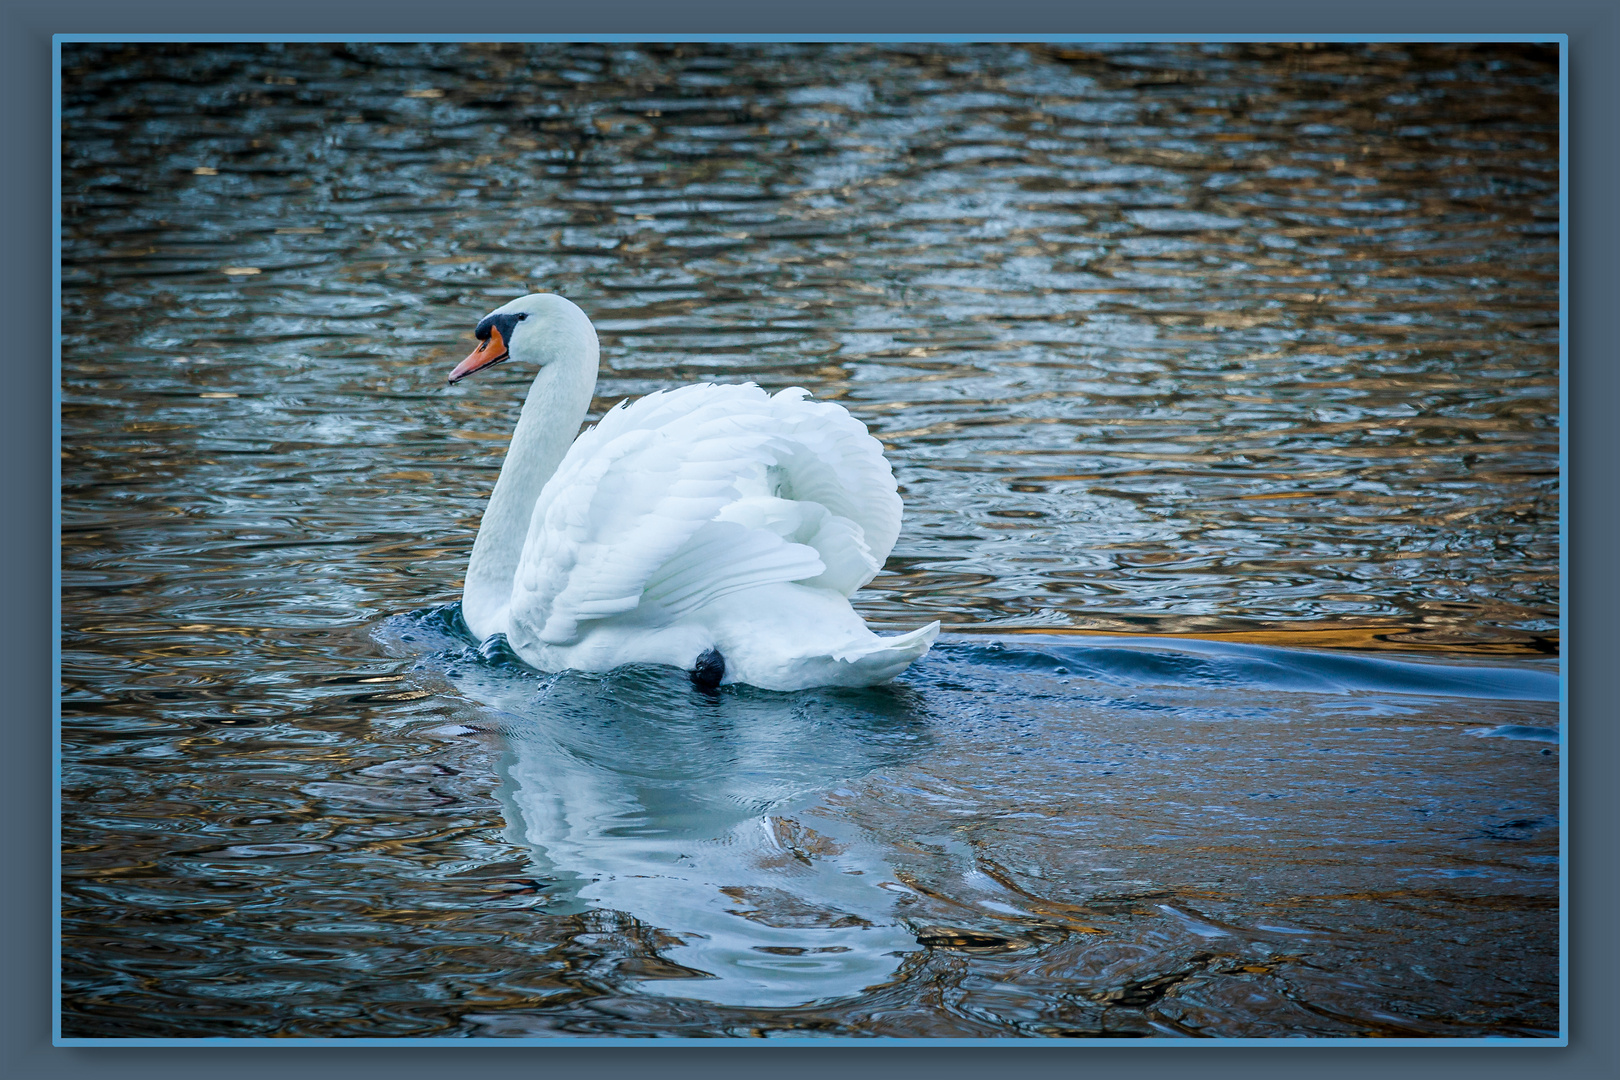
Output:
(439, 644), (931, 1008)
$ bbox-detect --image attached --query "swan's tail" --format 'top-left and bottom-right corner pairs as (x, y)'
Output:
(720, 617), (940, 691)
(821, 621), (940, 687)
(698, 584), (939, 691)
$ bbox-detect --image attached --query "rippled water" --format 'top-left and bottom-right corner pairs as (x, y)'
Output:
(60, 42), (1561, 1039)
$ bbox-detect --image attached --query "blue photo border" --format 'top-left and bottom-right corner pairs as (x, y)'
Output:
(43, 26), (1579, 1060)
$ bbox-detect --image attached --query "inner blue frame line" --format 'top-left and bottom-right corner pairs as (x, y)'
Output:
(50, 31), (1568, 1049)
(51, 32), (65, 1049)
(1555, 36), (1569, 1046)
(49, 1035), (1565, 1048)
(52, 33), (1564, 45)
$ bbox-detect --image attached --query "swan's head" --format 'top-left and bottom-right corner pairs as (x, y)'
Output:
(447, 293), (591, 384)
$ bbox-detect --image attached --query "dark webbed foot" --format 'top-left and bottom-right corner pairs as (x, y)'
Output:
(691, 648), (725, 691)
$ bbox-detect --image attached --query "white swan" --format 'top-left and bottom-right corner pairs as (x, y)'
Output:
(445, 293), (939, 691)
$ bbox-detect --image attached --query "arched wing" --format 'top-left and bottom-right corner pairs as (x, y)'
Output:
(508, 384), (901, 647)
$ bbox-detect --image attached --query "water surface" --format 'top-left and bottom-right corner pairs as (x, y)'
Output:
(60, 42), (1560, 1039)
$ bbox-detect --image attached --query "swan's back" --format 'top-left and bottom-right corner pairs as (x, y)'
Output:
(503, 384), (922, 686)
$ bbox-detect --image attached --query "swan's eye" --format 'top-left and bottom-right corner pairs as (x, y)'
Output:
(472, 310), (529, 358)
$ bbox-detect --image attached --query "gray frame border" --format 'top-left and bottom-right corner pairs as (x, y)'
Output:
(11, 1), (1615, 1077)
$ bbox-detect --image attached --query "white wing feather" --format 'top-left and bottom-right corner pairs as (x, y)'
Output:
(508, 384), (899, 648)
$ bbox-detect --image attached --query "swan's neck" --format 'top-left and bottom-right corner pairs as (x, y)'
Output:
(462, 313), (598, 640)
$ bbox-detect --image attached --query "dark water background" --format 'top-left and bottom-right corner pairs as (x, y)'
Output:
(60, 42), (1560, 1039)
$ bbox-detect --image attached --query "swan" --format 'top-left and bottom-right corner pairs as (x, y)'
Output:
(444, 292), (939, 691)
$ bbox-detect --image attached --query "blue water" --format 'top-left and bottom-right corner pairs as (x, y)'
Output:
(937, 636), (1559, 701)
(306, 604), (1559, 1031)
(58, 595), (1560, 1037)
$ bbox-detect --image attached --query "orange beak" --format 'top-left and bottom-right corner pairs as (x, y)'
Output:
(447, 325), (509, 384)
